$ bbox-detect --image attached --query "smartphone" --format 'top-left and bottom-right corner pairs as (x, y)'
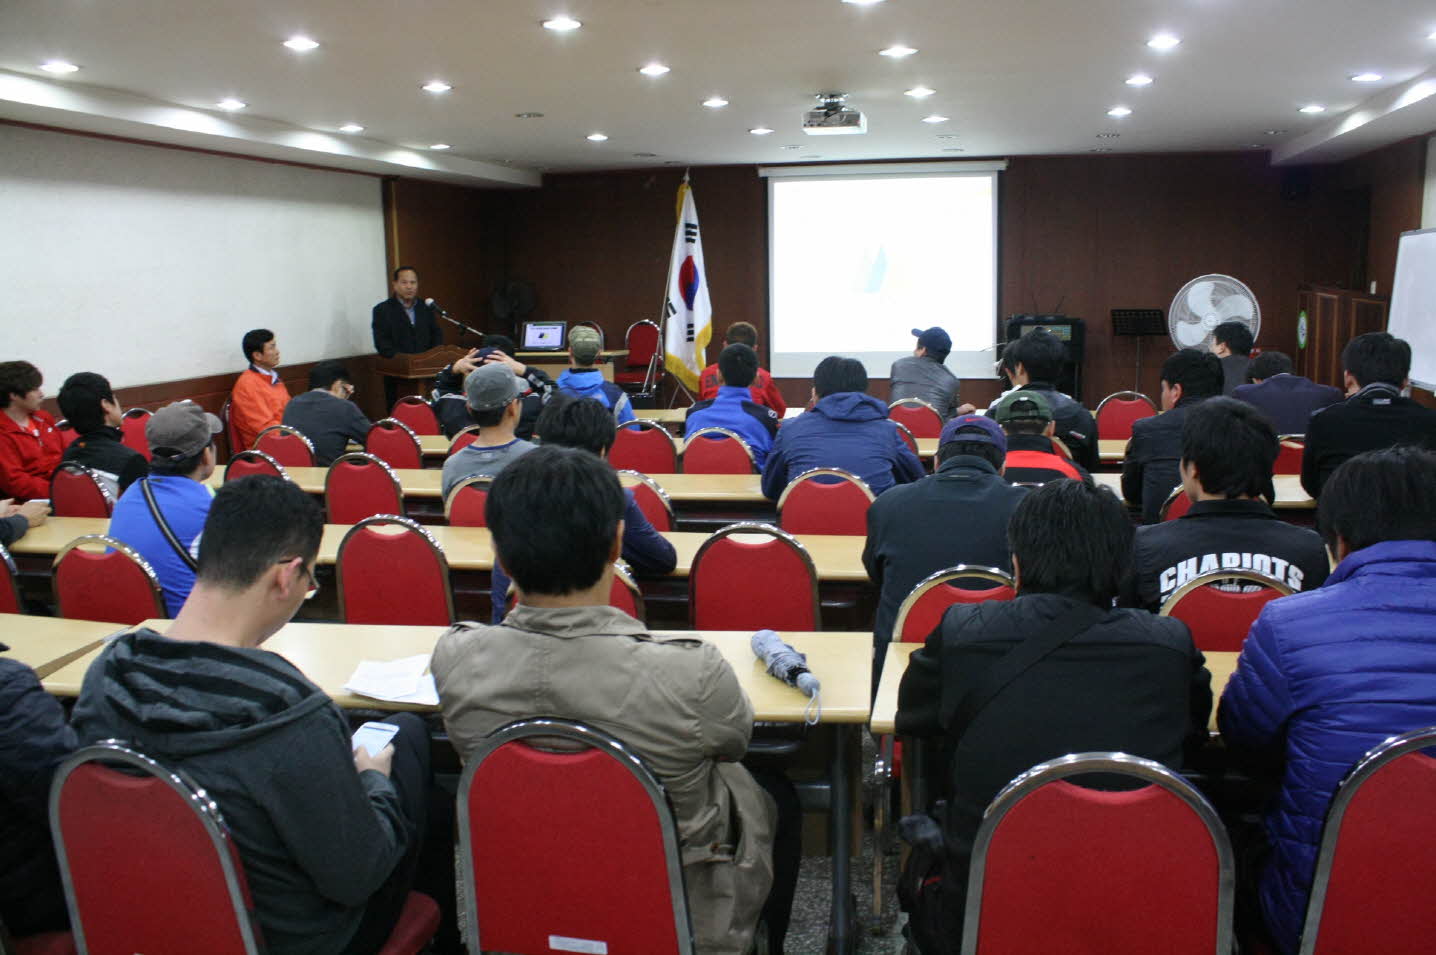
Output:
(351, 721), (400, 757)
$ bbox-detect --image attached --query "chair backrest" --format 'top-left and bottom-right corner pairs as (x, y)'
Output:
(448, 425), (482, 456)
(892, 419), (920, 457)
(1275, 436), (1304, 476)
(120, 408), (154, 461)
(52, 535), (166, 626)
(963, 751), (1234, 955)
(618, 470), (675, 532)
(690, 522), (820, 630)
(1095, 391), (1159, 441)
(0, 542), (21, 614)
(1159, 484), (1193, 521)
(220, 398), (242, 460)
(458, 719), (694, 955)
(610, 420), (679, 474)
(224, 450), (288, 483)
(776, 468), (875, 535)
(444, 476), (490, 527)
(50, 464), (115, 518)
(324, 452), (405, 524)
(51, 741), (262, 955)
(1300, 726), (1436, 955)
(254, 425), (316, 467)
(681, 428), (755, 474)
(893, 565), (1017, 643)
(1159, 569), (1294, 652)
(336, 516), (453, 625)
(55, 418), (80, 450)
(389, 396), (441, 437)
(624, 320), (662, 369)
(888, 398), (943, 439)
(610, 562), (646, 623)
(365, 417), (423, 470)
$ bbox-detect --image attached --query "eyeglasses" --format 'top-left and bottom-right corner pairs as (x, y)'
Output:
(278, 557), (320, 600)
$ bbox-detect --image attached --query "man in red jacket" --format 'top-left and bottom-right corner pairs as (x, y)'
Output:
(0, 361), (63, 502)
(698, 321), (787, 415)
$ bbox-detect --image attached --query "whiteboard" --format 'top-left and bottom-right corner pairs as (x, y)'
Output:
(0, 124), (386, 390)
(1387, 227), (1436, 390)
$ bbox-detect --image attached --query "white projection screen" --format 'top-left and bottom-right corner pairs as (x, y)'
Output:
(763, 162), (1004, 380)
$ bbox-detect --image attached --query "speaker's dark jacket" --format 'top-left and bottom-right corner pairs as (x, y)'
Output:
(371, 297), (441, 357)
(1231, 373), (1342, 435)
(1299, 382), (1436, 498)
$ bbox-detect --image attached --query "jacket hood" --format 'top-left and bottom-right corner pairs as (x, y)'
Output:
(557, 368), (605, 398)
(814, 391), (888, 422)
(1328, 540), (1436, 586)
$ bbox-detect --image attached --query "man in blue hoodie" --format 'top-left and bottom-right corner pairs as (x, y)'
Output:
(684, 343), (779, 469)
(557, 325), (634, 425)
(761, 356), (924, 499)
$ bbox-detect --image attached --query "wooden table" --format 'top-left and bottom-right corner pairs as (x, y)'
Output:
(1091, 472), (1314, 510)
(634, 408), (689, 426)
(0, 614), (127, 678)
(1099, 439), (1125, 463)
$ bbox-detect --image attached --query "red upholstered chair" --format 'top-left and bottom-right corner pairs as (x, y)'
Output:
(325, 452), (405, 524)
(447, 425), (482, 457)
(365, 418), (423, 470)
(777, 468), (875, 535)
(0, 542), (22, 615)
(8, 929), (75, 954)
(1298, 726), (1436, 955)
(50, 741), (439, 955)
(458, 719), (693, 955)
(254, 425), (316, 467)
(54, 419), (79, 450)
(444, 476), (490, 527)
(50, 464), (115, 518)
(389, 396), (440, 437)
(893, 565), (1017, 644)
(224, 450), (288, 483)
(618, 470), (675, 532)
(120, 408), (153, 461)
(689, 522), (819, 631)
(1159, 484), (1193, 521)
(892, 420), (920, 458)
(610, 562), (646, 622)
(336, 516), (453, 625)
(1159, 569), (1293, 652)
(52, 535), (165, 624)
(681, 428), (755, 475)
(888, 398), (942, 439)
(1095, 390), (1159, 441)
(961, 752), (1234, 955)
(221, 398), (242, 459)
(611, 420), (679, 474)
(1275, 436), (1304, 476)
(615, 319), (662, 388)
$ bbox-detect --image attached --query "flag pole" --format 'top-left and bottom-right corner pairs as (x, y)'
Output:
(655, 169), (697, 406)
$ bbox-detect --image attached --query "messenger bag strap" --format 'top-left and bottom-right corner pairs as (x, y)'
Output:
(140, 478), (199, 572)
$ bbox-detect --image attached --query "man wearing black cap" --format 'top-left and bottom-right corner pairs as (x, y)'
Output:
(987, 329), (1099, 471)
(890, 327), (970, 421)
(993, 390), (1090, 485)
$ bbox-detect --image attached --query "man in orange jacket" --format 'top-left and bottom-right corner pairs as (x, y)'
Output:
(229, 329), (291, 451)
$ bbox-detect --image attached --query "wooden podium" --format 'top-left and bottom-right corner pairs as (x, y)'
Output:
(375, 346), (468, 402)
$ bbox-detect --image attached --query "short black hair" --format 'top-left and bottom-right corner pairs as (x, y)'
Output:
(241, 329), (274, 364)
(535, 393), (615, 456)
(813, 356), (868, 398)
(725, 322), (758, 347)
(1181, 397), (1277, 498)
(392, 265), (418, 281)
(1249, 351), (1293, 381)
(195, 475), (324, 591)
(1008, 479), (1133, 605)
(937, 440), (1003, 469)
(1003, 330), (1067, 383)
(1342, 332), (1411, 388)
(57, 372), (116, 434)
(487, 445), (625, 596)
(484, 334), (517, 354)
(1161, 348), (1224, 400)
(1001, 418), (1048, 437)
(0, 361), (42, 406)
(150, 445), (210, 477)
(1213, 321), (1254, 356)
(1318, 446), (1436, 554)
(308, 360), (351, 392)
(718, 343), (759, 389)
(472, 404), (509, 428)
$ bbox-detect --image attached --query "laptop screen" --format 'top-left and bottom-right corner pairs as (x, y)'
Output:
(521, 321), (567, 350)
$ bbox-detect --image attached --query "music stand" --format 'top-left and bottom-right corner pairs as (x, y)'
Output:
(1111, 308), (1167, 392)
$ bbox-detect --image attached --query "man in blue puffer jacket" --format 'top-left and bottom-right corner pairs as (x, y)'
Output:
(761, 356), (925, 499)
(1219, 445), (1436, 954)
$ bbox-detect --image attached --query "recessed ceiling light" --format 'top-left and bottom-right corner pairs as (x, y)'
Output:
(921, 114), (949, 124)
(1264, 129), (1286, 136)
(283, 36), (319, 52)
(422, 80), (452, 93)
(702, 96), (729, 109)
(638, 63), (671, 77)
(1350, 72), (1383, 83)
(842, 0), (886, 5)
(1428, 30), (1436, 40)
(1249, 144), (1266, 149)
(339, 123), (364, 133)
(542, 16), (581, 32)
(880, 45), (917, 58)
(1299, 104), (1326, 114)
(1147, 32), (1181, 51)
(935, 133), (960, 139)
(633, 152), (658, 158)
(905, 86), (936, 98)
(39, 60), (80, 74)
(586, 132), (609, 142)
(780, 144), (802, 150)
(217, 98), (247, 111)
(1126, 73), (1154, 86)
(750, 127), (774, 135)
(430, 143), (450, 150)
(1096, 132), (1121, 138)
(943, 148), (965, 152)
(1090, 147), (1114, 153)
(514, 112), (544, 119)
(1107, 105), (1132, 117)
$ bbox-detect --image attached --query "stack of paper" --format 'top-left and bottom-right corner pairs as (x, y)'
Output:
(343, 654), (439, 705)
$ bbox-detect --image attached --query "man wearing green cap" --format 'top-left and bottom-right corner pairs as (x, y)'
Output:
(994, 389), (1090, 485)
(556, 326), (634, 425)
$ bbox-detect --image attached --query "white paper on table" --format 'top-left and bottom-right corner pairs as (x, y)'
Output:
(343, 654), (439, 705)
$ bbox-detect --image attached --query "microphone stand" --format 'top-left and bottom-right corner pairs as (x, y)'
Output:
(437, 312), (485, 342)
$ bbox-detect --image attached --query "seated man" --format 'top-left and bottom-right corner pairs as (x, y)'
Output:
(108, 402), (219, 616)
(1211, 319), (1254, 396)
(72, 476), (430, 955)
(986, 330), (1098, 471)
(761, 356), (924, 499)
(698, 321), (787, 415)
(896, 479), (1211, 948)
(556, 325), (634, 425)
(432, 335), (554, 441)
(433, 446), (777, 953)
(1122, 348), (1224, 523)
(1231, 350), (1341, 436)
(864, 414), (1028, 670)
(1120, 397), (1328, 611)
(281, 360), (372, 466)
(0, 497), (49, 548)
(993, 389), (1090, 484)
(0, 361), (63, 502)
(57, 371), (148, 497)
(1220, 446), (1436, 954)
(229, 328), (291, 451)
(890, 326), (970, 421)
(439, 362), (535, 499)
(1300, 332), (1436, 498)
(684, 343), (779, 469)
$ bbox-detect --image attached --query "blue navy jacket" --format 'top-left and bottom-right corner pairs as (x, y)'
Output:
(760, 392), (925, 500)
(1231, 374), (1342, 436)
(1218, 540), (1436, 954)
(684, 386), (780, 469)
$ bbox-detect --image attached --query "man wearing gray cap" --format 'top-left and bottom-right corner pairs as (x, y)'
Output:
(109, 401), (221, 615)
(440, 362), (536, 498)
(556, 325), (635, 425)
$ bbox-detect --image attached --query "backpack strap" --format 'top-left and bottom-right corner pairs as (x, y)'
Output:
(140, 478), (199, 572)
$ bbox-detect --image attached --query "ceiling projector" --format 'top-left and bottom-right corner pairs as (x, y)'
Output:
(803, 92), (867, 135)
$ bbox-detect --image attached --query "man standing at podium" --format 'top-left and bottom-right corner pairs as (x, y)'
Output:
(372, 265), (442, 411)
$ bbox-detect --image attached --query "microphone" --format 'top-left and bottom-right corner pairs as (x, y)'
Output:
(751, 629), (821, 724)
(424, 297), (450, 317)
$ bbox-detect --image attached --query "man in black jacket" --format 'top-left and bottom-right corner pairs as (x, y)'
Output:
(1211, 320), (1254, 396)
(431, 336), (554, 442)
(987, 329), (1098, 471)
(1121, 397), (1328, 611)
(1300, 332), (1436, 498)
(1122, 349), (1223, 523)
(56, 371), (148, 498)
(372, 265), (442, 411)
(1231, 350), (1341, 435)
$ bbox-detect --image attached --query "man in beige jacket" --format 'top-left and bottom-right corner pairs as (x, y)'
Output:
(431, 445), (776, 954)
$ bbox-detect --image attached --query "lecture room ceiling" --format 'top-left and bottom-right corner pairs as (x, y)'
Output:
(2, 0), (1435, 187)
